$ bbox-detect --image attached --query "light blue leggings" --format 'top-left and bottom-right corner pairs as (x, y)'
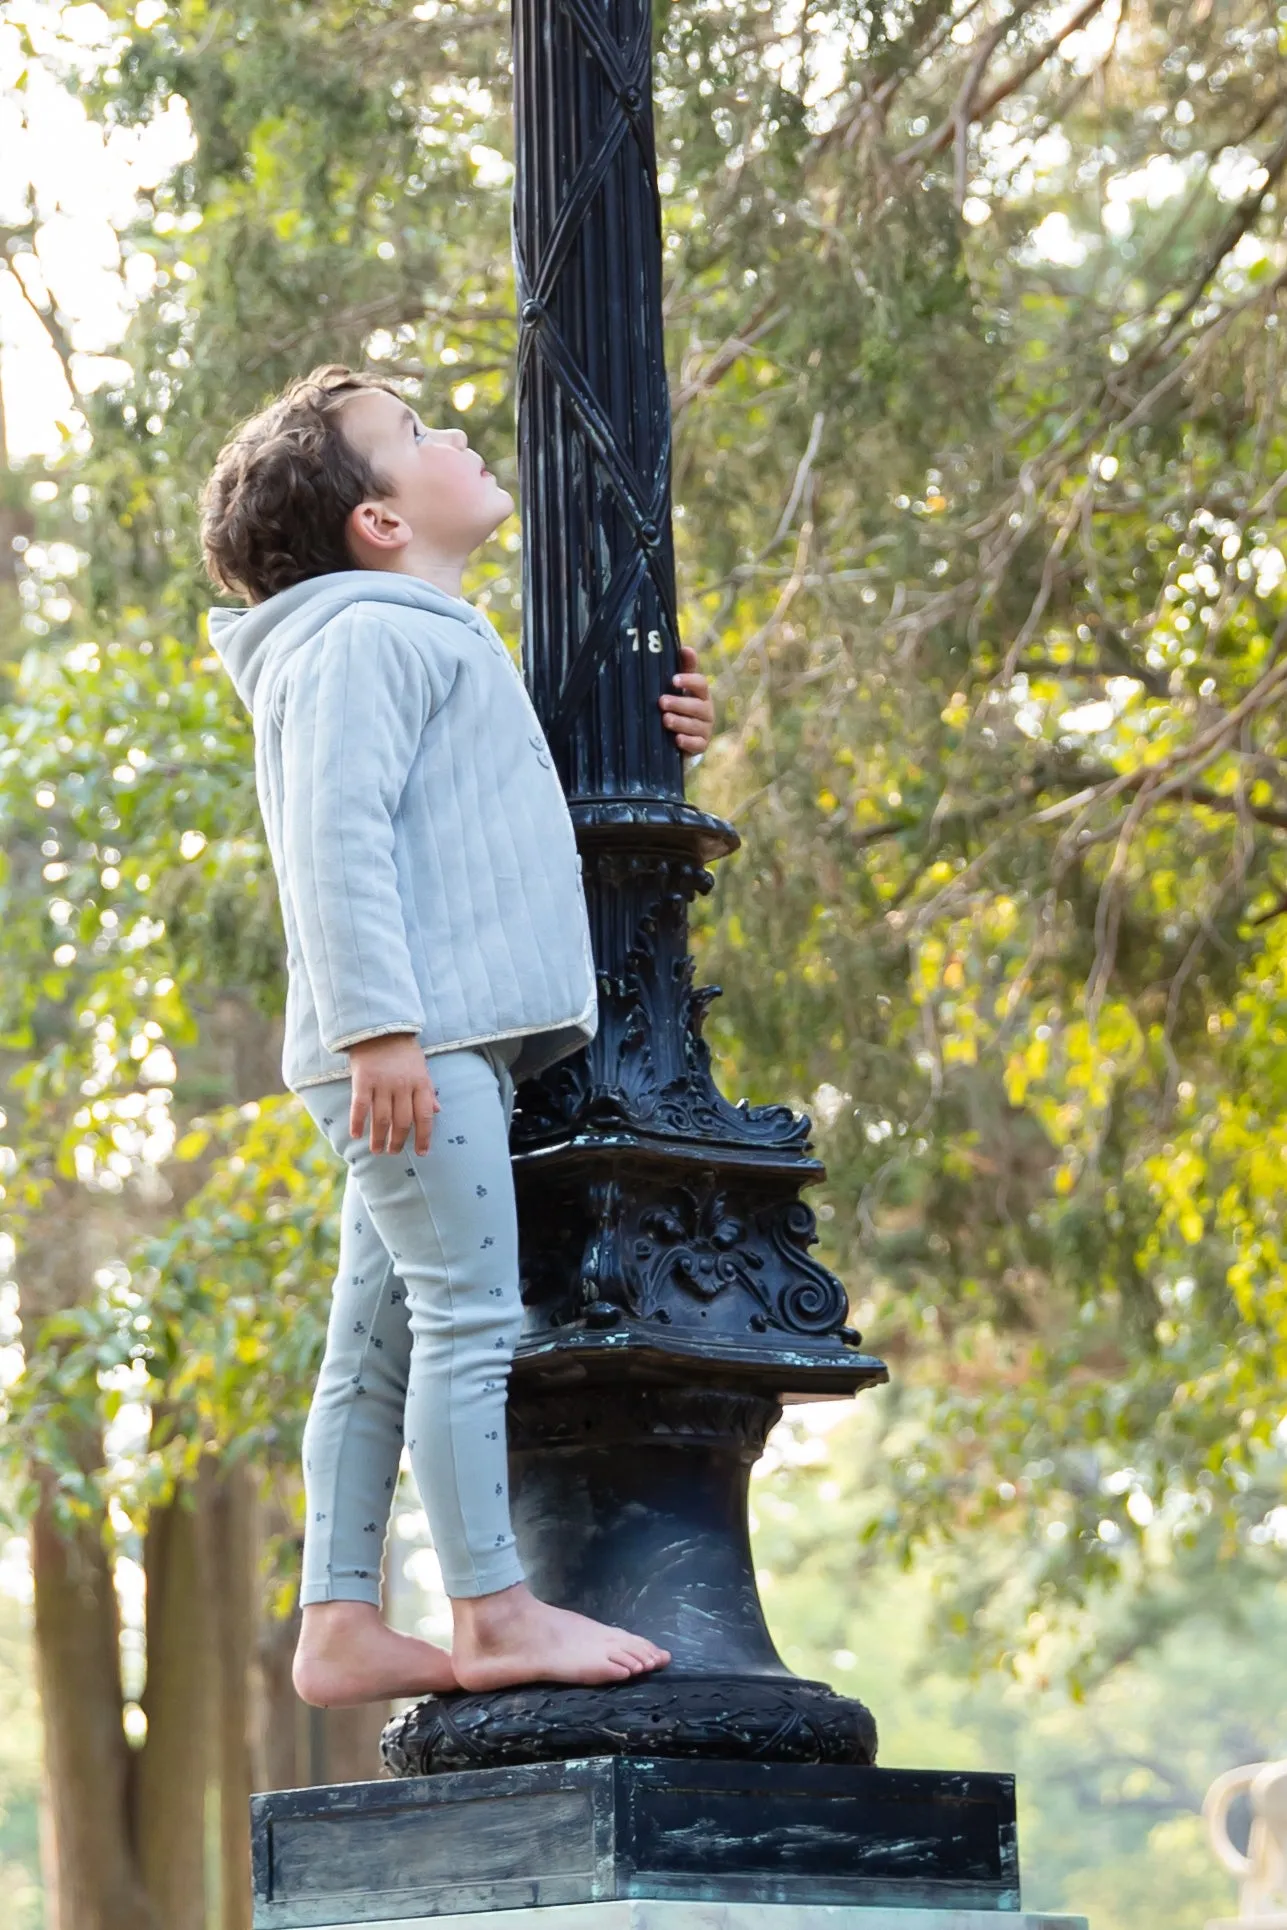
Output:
(297, 1040), (527, 1604)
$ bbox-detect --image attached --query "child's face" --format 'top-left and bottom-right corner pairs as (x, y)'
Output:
(341, 387), (514, 560)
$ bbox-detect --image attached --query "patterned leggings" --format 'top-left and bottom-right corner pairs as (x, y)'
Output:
(297, 1040), (526, 1604)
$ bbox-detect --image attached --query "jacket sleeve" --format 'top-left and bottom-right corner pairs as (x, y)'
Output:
(279, 609), (437, 1055)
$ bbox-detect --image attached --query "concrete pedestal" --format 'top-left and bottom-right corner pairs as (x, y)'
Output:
(251, 1758), (1069, 1928)
(285, 1907), (1087, 1930)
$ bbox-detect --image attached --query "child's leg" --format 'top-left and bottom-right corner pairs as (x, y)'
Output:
(299, 1162), (409, 1607)
(303, 1047), (526, 1596)
(291, 1108), (460, 1705)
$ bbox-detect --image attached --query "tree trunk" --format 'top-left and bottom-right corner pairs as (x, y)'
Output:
(30, 1479), (157, 1930)
(205, 1462), (256, 1930)
(252, 1577), (388, 1788)
(252, 1499), (307, 1793)
(135, 1484), (210, 1930)
(250, 1504), (391, 1791)
(254, 1595), (308, 1792)
(37, 1762), (62, 1930)
(317, 1703), (391, 1786)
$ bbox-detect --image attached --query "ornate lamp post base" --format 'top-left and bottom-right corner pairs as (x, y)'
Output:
(384, 1372), (881, 1777)
(383, 1675), (875, 1777)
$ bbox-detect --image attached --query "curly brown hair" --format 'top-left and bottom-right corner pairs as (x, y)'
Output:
(201, 365), (403, 604)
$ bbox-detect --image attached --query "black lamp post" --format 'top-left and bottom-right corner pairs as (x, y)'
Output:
(382, 0), (887, 1778)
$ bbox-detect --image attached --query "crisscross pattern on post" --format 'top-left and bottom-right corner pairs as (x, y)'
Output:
(512, 0), (681, 791)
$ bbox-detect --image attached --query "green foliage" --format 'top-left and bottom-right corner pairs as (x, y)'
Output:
(681, 0), (1287, 1632)
(755, 1407), (1287, 1925)
(3, 15), (1287, 1922)
(0, 1094), (338, 1541)
(1, 0), (1285, 1706)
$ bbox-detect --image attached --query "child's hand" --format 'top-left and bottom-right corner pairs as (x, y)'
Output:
(348, 1034), (440, 1155)
(659, 644), (715, 755)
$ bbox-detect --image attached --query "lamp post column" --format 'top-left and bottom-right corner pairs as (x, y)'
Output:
(384, 0), (888, 1778)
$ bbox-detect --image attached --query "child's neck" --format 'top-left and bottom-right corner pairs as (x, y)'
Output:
(367, 547), (469, 604)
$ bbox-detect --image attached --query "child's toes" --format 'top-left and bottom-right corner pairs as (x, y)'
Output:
(621, 1637), (661, 1670)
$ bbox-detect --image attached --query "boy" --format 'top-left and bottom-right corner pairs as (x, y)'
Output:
(202, 366), (714, 1705)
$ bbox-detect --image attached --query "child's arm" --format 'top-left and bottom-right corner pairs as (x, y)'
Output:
(280, 611), (433, 1117)
(659, 644), (715, 756)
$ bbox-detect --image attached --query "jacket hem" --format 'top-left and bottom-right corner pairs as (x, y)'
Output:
(292, 998), (598, 1094)
(324, 1020), (426, 1053)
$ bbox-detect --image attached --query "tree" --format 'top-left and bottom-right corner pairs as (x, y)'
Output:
(3, 0), (1287, 1920)
(671, 0), (1287, 1617)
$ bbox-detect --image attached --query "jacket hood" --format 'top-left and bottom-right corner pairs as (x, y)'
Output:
(207, 570), (492, 711)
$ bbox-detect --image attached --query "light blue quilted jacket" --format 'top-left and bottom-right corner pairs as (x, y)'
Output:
(208, 571), (597, 1092)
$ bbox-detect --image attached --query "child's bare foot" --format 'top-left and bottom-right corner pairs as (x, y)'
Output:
(293, 1600), (458, 1707)
(450, 1582), (671, 1691)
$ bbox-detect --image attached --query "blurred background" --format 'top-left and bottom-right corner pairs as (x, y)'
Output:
(2, 2), (1287, 1926)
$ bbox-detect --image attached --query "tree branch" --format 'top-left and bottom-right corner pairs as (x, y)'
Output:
(805, 0), (993, 159)
(1132, 117), (1287, 379)
(1072, 764), (1287, 834)
(960, 0), (1112, 144)
(895, 0), (1091, 174)
(670, 296), (789, 418)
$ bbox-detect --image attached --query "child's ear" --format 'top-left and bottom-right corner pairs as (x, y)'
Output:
(347, 500), (411, 557)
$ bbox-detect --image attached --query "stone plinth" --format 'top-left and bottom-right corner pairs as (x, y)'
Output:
(260, 1905), (1087, 1930)
(251, 1757), (1031, 1928)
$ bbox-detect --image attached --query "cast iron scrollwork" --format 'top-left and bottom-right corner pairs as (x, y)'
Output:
(516, 1163), (852, 1346)
(624, 1182), (848, 1338)
(512, 861), (812, 1153)
(634, 1191), (750, 1303)
(773, 1201), (853, 1333)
